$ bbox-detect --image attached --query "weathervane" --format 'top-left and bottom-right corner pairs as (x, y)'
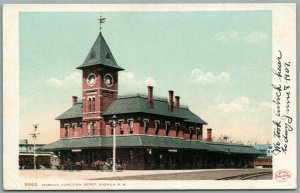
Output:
(98, 15), (106, 33)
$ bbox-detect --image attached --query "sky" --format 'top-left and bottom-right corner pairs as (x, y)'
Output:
(20, 11), (272, 145)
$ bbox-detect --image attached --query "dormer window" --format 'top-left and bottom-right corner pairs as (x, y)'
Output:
(106, 52), (112, 59)
(89, 50), (96, 59)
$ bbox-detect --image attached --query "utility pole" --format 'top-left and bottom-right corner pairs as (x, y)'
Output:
(112, 115), (117, 173)
(30, 124), (39, 170)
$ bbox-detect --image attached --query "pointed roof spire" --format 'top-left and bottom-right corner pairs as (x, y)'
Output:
(76, 18), (124, 71)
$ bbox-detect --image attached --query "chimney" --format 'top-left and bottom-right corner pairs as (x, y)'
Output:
(72, 96), (78, 106)
(168, 90), (174, 112)
(207, 128), (212, 142)
(175, 96), (180, 109)
(147, 86), (153, 109)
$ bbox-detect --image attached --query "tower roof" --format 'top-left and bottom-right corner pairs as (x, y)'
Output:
(76, 32), (124, 71)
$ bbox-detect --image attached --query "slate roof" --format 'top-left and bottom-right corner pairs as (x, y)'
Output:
(103, 96), (207, 124)
(205, 142), (263, 155)
(76, 32), (124, 71)
(56, 102), (83, 120)
(42, 135), (262, 155)
(56, 95), (207, 125)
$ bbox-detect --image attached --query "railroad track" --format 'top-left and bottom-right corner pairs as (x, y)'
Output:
(217, 171), (272, 180)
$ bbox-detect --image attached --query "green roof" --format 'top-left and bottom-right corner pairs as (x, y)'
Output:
(56, 102), (82, 120)
(42, 135), (261, 155)
(42, 135), (214, 151)
(103, 95), (207, 124)
(76, 32), (124, 71)
(56, 95), (207, 125)
(205, 142), (264, 155)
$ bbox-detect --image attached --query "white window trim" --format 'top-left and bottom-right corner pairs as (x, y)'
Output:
(118, 119), (124, 128)
(143, 119), (149, 127)
(72, 123), (77, 137)
(127, 118), (134, 133)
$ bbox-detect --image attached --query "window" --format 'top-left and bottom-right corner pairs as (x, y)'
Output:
(165, 122), (170, 136)
(155, 121), (160, 135)
(88, 98), (92, 112)
(175, 123), (180, 137)
(110, 121), (114, 135)
(72, 124), (77, 137)
(119, 120), (124, 135)
(128, 120), (134, 134)
(79, 122), (83, 137)
(92, 98), (95, 112)
(87, 122), (91, 136)
(92, 122), (96, 135)
(189, 127), (193, 140)
(143, 119), (149, 134)
(64, 125), (69, 138)
(196, 128), (200, 140)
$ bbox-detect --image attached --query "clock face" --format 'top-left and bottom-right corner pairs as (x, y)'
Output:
(87, 73), (96, 86)
(104, 73), (114, 87)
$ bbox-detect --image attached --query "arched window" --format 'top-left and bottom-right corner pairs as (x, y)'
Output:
(72, 124), (77, 137)
(64, 125), (69, 138)
(143, 119), (149, 134)
(155, 121), (160, 135)
(88, 98), (92, 112)
(189, 127), (194, 140)
(175, 123), (180, 137)
(165, 122), (170, 136)
(128, 120), (134, 134)
(92, 98), (95, 112)
(119, 120), (124, 135)
(87, 122), (91, 136)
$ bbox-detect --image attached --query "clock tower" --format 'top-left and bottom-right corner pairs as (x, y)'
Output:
(76, 32), (124, 136)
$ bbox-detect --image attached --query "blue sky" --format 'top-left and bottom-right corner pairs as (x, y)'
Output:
(20, 11), (272, 144)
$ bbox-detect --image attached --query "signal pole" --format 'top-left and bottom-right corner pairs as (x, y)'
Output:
(30, 124), (39, 170)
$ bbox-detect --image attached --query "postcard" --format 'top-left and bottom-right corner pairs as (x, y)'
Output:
(3, 3), (296, 190)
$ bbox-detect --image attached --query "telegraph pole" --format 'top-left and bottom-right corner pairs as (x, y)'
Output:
(112, 115), (117, 173)
(30, 124), (39, 170)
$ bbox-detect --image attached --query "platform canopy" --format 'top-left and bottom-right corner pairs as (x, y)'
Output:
(42, 135), (262, 155)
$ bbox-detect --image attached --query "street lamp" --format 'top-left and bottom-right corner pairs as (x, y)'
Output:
(112, 115), (117, 173)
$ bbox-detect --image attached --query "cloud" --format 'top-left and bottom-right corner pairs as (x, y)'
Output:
(48, 78), (63, 87)
(244, 31), (268, 44)
(213, 29), (239, 42)
(144, 77), (157, 87)
(48, 71), (81, 87)
(258, 101), (272, 110)
(65, 72), (81, 82)
(119, 72), (158, 93)
(191, 68), (230, 85)
(214, 29), (269, 44)
(119, 71), (136, 82)
(217, 97), (250, 112)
